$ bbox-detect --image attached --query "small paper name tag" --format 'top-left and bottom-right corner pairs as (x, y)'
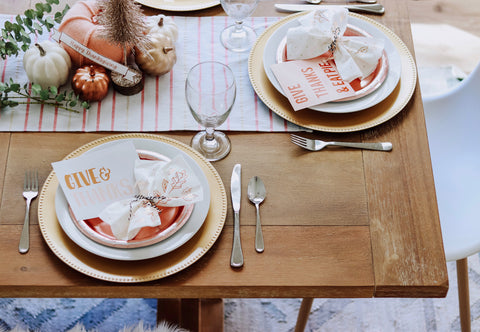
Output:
(51, 29), (139, 83)
(271, 59), (356, 111)
(52, 141), (139, 220)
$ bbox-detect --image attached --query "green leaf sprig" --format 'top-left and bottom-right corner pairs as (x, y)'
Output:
(0, 0), (69, 59)
(1, 0), (90, 113)
(1, 79), (89, 113)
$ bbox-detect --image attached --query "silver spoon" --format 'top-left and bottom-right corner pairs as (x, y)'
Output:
(248, 176), (266, 253)
(306, 0), (377, 4)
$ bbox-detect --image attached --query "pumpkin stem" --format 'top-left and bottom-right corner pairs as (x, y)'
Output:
(89, 65), (96, 77)
(163, 47), (174, 54)
(158, 17), (164, 27)
(35, 43), (46, 56)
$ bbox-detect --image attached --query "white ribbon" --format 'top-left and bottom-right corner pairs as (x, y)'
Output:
(98, 155), (203, 240)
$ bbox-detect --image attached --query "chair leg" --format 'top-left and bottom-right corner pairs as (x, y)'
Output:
(457, 258), (471, 332)
(294, 298), (314, 332)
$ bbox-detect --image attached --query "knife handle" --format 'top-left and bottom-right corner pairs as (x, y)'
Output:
(231, 211), (244, 267)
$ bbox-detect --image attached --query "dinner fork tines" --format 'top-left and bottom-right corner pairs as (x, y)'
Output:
(19, 170), (39, 254)
(291, 134), (392, 152)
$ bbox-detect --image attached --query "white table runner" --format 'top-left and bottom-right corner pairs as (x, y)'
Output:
(0, 15), (303, 132)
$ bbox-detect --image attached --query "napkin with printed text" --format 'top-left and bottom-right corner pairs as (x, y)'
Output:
(286, 7), (385, 82)
(99, 155), (204, 241)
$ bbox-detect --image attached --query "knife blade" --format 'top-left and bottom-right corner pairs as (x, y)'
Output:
(274, 3), (385, 15)
(230, 164), (244, 268)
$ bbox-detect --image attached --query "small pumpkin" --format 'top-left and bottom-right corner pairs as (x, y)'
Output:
(135, 15), (178, 76)
(72, 65), (110, 102)
(145, 15), (179, 42)
(22, 41), (71, 89)
(58, 0), (129, 67)
(135, 35), (177, 76)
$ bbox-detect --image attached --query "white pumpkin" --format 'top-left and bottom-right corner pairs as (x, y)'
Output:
(23, 41), (72, 89)
(135, 34), (177, 76)
(145, 15), (179, 42)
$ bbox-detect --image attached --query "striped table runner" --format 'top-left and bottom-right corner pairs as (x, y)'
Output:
(0, 15), (303, 132)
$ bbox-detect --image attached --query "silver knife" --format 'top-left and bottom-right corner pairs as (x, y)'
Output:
(274, 3), (385, 15)
(230, 164), (244, 267)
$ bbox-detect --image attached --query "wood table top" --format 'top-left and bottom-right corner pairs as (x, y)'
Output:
(0, 0), (448, 299)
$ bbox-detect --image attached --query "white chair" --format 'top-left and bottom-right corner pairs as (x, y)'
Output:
(423, 60), (480, 332)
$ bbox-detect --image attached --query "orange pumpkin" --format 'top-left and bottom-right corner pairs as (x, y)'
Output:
(72, 65), (110, 102)
(58, 0), (130, 67)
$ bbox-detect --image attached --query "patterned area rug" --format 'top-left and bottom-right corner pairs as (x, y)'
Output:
(1, 258), (480, 331)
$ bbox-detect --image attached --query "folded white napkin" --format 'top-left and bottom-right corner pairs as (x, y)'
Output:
(98, 155), (203, 241)
(286, 8), (384, 82)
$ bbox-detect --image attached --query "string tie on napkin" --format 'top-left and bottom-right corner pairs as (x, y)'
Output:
(328, 26), (342, 54)
(128, 194), (165, 222)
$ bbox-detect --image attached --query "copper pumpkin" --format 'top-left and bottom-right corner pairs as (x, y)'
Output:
(72, 65), (110, 102)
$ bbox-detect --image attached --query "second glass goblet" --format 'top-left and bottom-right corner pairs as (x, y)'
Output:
(185, 61), (236, 161)
(220, 0), (259, 52)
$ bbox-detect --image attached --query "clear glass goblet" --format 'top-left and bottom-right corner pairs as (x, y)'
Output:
(220, 0), (260, 52)
(185, 61), (236, 161)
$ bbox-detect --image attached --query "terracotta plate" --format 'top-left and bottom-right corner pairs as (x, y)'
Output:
(260, 13), (404, 114)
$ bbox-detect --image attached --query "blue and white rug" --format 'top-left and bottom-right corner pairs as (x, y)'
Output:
(0, 298), (158, 331)
(1, 258), (480, 331)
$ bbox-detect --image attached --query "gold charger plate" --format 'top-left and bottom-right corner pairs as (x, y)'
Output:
(248, 12), (417, 132)
(38, 133), (227, 283)
(136, 0), (219, 11)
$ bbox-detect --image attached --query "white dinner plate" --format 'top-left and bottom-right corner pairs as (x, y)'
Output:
(262, 15), (402, 113)
(55, 138), (211, 261)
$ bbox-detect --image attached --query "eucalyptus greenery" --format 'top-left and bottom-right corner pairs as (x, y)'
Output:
(0, 0), (89, 113)
(0, 79), (86, 112)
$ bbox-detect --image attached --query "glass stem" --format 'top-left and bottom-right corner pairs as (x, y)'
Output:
(235, 21), (244, 32)
(205, 127), (215, 141)
(203, 127), (219, 153)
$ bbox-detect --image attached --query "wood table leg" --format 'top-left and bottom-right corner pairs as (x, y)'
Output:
(157, 298), (224, 332)
(294, 298), (314, 332)
(457, 258), (471, 332)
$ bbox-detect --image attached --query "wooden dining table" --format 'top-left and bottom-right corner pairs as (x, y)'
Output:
(0, 0), (448, 331)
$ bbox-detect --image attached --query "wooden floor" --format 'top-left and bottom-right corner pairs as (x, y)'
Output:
(408, 0), (480, 37)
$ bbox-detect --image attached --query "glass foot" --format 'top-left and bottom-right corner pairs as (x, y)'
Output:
(220, 24), (257, 52)
(191, 131), (231, 161)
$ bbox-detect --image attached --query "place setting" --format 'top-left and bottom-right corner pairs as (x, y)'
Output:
(37, 133), (227, 282)
(248, 6), (418, 132)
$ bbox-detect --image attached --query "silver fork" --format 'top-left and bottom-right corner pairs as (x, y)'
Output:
(19, 170), (39, 254)
(291, 134), (392, 152)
